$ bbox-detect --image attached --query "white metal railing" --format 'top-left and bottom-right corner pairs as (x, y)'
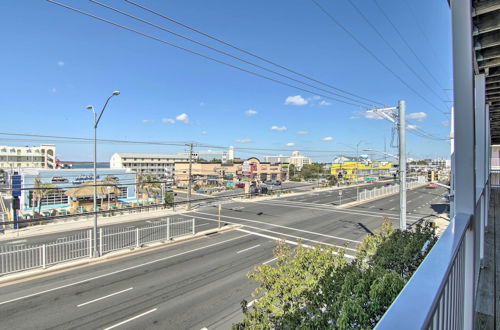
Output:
(375, 213), (472, 329)
(490, 157), (500, 168)
(0, 218), (195, 275)
(357, 179), (427, 202)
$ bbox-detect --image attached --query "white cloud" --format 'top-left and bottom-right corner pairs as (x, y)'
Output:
(245, 109), (257, 116)
(176, 113), (189, 124)
(364, 111), (384, 120)
(57, 61), (65, 67)
(286, 142), (295, 147)
(142, 119), (154, 124)
(271, 125), (287, 132)
(162, 118), (175, 124)
(236, 139), (253, 144)
(297, 130), (309, 135)
(322, 136), (333, 141)
(285, 95), (308, 106)
(407, 112), (427, 122)
(319, 100), (332, 106)
(441, 120), (449, 127)
(201, 130), (207, 135)
(407, 124), (420, 130)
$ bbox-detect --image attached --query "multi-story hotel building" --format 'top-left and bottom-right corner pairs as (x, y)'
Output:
(0, 144), (56, 170)
(110, 152), (189, 178)
(264, 151), (312, 170)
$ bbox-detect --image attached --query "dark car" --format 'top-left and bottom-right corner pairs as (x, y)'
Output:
(274, 180), (282, 186)
(236, 182), (246, 188)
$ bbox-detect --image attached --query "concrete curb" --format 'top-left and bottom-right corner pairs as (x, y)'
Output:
(0, 224), (241, 286)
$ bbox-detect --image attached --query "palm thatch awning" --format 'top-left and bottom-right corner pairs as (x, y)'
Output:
(65, 182), (121, 198)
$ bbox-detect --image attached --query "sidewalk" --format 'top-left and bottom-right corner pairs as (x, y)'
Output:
(0, 206), (191, 241)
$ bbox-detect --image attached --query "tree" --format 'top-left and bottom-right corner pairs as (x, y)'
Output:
(164, 192), (174, 207)
(32, 177), (55, 215)
(234, 219), (437, 329)
(137, 174), (161, 201)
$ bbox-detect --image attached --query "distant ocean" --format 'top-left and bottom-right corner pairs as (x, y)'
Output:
(71, 162), (110, 169)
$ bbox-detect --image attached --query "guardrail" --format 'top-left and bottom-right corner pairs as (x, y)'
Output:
(357, 180), (427, 202)
(0, 217), (195, 276)
(375, 213), (472, 329)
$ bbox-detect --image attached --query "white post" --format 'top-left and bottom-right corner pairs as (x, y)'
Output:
(398, 100), (407, 231)
(42, 244), (46, 269)
(192, 218), (195, 235)
(88, 229), (92, 257)
(99, 227), (103, 256)
(167, 217), (170, 241)
(136, 228), (140, 248)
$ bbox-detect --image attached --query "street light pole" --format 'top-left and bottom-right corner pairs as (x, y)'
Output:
(86, 90), (120, 257)
(187, 143), (193, 211)
(398, 100), (407, 230)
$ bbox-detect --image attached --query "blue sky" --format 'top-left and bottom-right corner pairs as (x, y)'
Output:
(0, 0), (452, 162)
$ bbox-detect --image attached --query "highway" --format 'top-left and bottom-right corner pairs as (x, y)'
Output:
(0, 184), (448, 329)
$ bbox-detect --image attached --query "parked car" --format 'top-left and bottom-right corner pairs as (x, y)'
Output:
(274, 180), (282, 186)
(427, 183), (437, 189)
(236, 182), (246, 188)
(165, 186), (173, 192)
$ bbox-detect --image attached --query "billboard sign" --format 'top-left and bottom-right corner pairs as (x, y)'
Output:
(11, 175), (22, 197)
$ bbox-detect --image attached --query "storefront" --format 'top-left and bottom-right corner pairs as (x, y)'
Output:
(18, 168), (136, 214)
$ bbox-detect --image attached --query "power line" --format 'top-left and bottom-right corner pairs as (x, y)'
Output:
(309, 0), (449, 116)
(89, 0), (379, 108)
(346, 0), (449, 113)
(123, 0), (385, 107)
(372, 0), (449, 101)
(0, 132), (355, 154)
(47, 0), (368, 108)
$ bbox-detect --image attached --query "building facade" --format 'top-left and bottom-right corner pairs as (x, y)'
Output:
(174, 157), (289, 187)
(0, 144), (56, 170)
(331, 160), (393, 181)
(17, 168), (136, 213)
(289, 151), (312, 170)
(110, 153), (189, 179)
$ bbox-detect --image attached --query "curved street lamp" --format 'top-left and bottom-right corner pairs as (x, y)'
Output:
(86, 91), (120, 257)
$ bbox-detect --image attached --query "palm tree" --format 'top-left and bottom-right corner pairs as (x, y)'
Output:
(32, 177), (55, 215)
(103, 175), (119, 209)
(137, 174), (161, 203)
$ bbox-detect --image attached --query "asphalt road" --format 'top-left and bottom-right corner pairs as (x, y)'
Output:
(0, 184), (449, 329)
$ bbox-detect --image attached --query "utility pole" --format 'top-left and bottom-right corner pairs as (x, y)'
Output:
(187, 143), (193, 211)
(398, 100), (407, 230)
(366, 101), (406, 230)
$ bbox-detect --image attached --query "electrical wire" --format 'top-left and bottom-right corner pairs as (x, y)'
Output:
(46, 0), (369, 108)
(309, 0), (449, 117)
(123, 0), (386, 107)
(372, 0), (449, 100)
(89, 0), (377, 108)
(346, 0), (449, 113)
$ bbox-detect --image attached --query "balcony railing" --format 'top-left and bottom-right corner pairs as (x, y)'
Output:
(491, 158), (500, 168)
(375, 213), (473, 329)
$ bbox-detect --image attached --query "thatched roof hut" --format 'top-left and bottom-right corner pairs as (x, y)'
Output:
(65, 182), (121, 198)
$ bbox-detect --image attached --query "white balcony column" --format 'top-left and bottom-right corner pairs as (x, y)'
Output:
(451, 0), (476, 328)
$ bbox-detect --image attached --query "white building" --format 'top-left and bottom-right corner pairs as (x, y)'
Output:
(264, 155), (290, 164)
(0, 144), (56, 170)
(289, 151), (312, 170)
(264, 151), (312, 170)
(110, 153), (189, 178)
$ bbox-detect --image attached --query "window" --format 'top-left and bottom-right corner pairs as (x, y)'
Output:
(28, 190), (68, 207)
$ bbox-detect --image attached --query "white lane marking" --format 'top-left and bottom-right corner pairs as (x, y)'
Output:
(255, 200), (421, 220)
(193, 214), (357, 251)
(389, 207), (395, 211)
(388, 199), (394, 202)
(247, 299), (257, 307)
(103, 308), (158, 330)
(0, 234), (251, 306)
(194, 211), (360, 244)
(77, 287), (133, 307)
(236, 244), (261, 254)
(263, 257), (278, 265)
(237, 228), (355, 259)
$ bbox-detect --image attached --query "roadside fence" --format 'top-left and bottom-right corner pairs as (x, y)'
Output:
(0, 217), (195, 276)
(358, 178), (427, 202)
